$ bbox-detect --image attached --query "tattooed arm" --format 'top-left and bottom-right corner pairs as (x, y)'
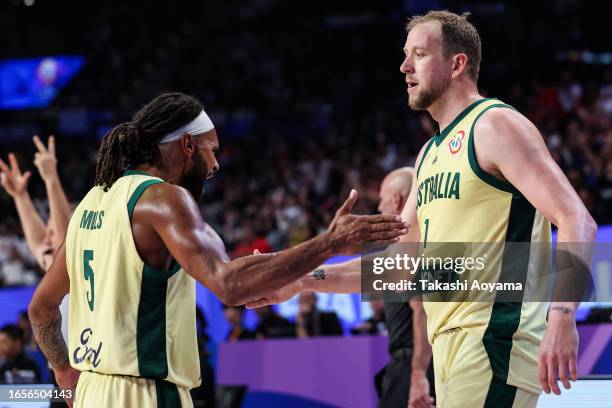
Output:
(245, 257), (362, 308)
(29, 242), (79, 406)
(33, 310), (69, 368)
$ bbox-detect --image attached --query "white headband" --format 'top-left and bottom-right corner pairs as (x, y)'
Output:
(158, 110), (214, 144)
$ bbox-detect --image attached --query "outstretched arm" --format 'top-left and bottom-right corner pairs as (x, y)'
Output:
(0, 153), (49, 268)
(33, 135), (72, 249)
(140, 186), (408, 305)
(302, 257), (362, 293)
(245, 144), (427, 309)
(244, 257), (362, 309)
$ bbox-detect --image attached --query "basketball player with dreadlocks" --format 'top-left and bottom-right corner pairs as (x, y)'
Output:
(27, 92), (409, 407)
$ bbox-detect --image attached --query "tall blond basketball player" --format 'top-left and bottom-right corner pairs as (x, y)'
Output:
(27, 93), (408, 407)
(399, 11), (595, 407)
(246, 10), (597, 408)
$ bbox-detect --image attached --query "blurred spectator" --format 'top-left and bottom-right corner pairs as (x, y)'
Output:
(230, 220), (273, 258)
(0, 136), (71, 274)
(1, 246), (38, 286)
(351, 301), (387, 336)
(295, 292), (343, 337)
(223, 305), (255, 342)
(254, 306), (295, 339)
(0, 324), (41, 384)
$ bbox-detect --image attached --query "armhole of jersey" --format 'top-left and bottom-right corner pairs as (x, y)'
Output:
(415, 138), (435, 179)
(467, 104), (522, 195)
(127, 179), (163, 221)
(126, 179), (180, 279)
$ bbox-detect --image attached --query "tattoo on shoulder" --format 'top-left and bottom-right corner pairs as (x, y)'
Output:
(313, 269), (326, 280)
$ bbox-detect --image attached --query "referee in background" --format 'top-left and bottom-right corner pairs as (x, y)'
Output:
(373, 167), (435, 408)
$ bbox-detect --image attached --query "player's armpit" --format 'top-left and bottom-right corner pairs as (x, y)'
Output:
(134, 182), (236, 301)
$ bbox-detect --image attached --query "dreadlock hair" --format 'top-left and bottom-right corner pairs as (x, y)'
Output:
(95, 92), (203, 191)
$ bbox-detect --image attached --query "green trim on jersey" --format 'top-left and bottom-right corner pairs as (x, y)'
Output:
(142, 264), (181, 280)
(127, 177), (181, 378)
(126, 177), (181, 278)
(434, 98), (493, 146)
(467, 103), (520, 194)
(169, 259), (182, 274)
(124, 169), (153, 177)
(137, 267), (170, 378)
(483, 195), (536, 405)
(416, 138), (435, 178)
(127, 179), (164, 220)
(155, 378), (181, 407)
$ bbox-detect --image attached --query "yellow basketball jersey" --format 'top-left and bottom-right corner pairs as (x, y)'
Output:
(65, 170), (200, 389)
(416, 98), (551, 393)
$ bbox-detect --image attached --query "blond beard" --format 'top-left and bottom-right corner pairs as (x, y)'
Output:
(408, 76), (450, 111)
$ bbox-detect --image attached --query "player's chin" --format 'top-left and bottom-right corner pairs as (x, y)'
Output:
(408, 98), (425, 111)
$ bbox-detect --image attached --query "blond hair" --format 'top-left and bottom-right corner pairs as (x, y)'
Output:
(406, 10), (481, 82)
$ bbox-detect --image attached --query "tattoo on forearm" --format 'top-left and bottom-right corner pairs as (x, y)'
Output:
(32, 311), (69, 369)
(313, 269), (326, 280)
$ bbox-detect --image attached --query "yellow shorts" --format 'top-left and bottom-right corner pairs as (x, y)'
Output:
(74, 371), (193, 408)
(432, 328), (540, 408)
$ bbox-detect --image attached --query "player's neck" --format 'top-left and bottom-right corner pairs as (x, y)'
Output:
(134, 165), (175, 183)
(428, 85), (481, 132)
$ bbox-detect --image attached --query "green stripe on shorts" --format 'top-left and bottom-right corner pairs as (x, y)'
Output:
(483, 195), (535, 407)
(155, 379), (181, 408)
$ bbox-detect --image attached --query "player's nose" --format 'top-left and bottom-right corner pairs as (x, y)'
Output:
(400, 56), (413, 74)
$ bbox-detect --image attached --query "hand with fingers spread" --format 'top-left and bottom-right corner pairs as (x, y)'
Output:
(0, 153), (32, 198)
(33, 135), (59, 184)
(328, 189), (359, 232)
(538, 309), (579, 395)
(327, 189), (409, 255)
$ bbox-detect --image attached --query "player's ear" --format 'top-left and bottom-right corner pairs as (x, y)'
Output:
(180, 133), (196, 157)
(451, 53), (468, 79)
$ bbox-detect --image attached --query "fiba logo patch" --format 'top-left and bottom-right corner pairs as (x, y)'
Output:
(449, 130), (465, 154)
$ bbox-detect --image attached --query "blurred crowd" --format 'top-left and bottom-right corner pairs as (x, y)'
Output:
(1, 69), (610, 287)
(0, 4), (610, 281)
(0, 2), (610, 402)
